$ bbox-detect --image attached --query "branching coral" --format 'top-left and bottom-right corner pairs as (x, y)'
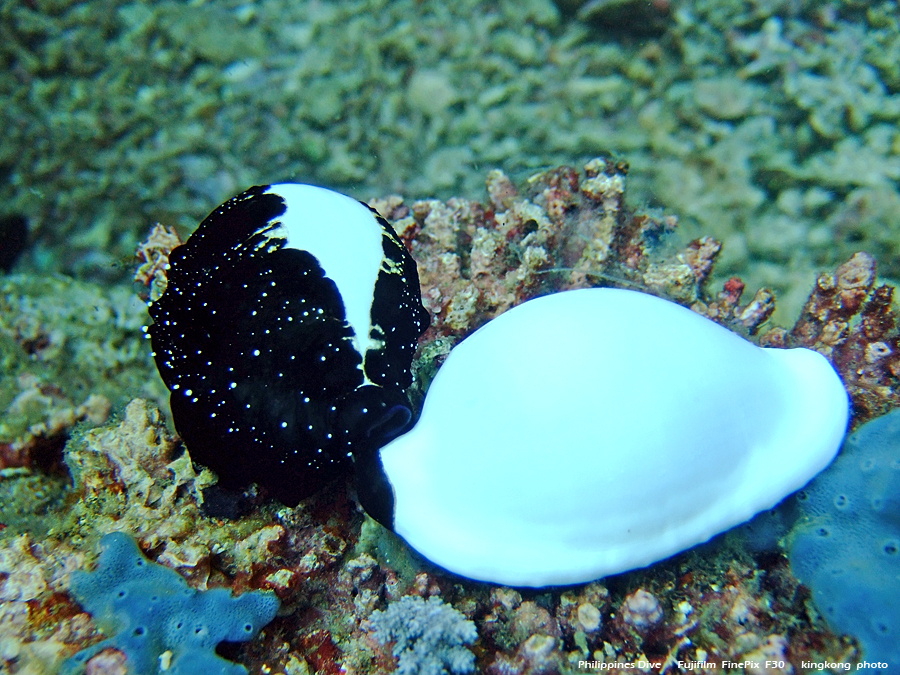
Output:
(368, 596), (477, 675)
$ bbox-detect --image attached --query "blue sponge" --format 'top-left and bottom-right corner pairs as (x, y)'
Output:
(787, 409), (900, 669)
(62, 532), (279, 675)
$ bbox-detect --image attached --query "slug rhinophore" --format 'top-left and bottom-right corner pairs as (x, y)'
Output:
(148, 184), (429, 506)
(150, 184), (849, 588)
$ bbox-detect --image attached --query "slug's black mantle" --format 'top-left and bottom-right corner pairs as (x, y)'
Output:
(148, 184), (429, 506)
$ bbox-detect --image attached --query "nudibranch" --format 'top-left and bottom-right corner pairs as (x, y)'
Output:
(360, 288), (849, 586)
(147, 184), (429, 505)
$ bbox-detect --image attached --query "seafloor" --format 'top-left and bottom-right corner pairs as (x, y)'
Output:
(1, 0), (899, 674)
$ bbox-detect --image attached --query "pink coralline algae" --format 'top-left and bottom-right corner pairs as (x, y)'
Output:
(376, 159), (695, 343)
(368, 158), (796, 364)
(82, 648), (127, 675)
(0, 534), (91, 674)
(767, 251), (900, 426)
(370, 160), (900, 429)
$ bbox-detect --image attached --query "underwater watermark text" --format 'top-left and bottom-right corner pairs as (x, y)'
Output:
(576, 659), (888, 671)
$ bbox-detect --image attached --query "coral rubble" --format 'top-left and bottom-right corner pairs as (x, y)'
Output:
(775, 252), (900, 425)
(391, 159), (695, 346)
(0, 275), (164, 474)
(132, 224), (182, 304)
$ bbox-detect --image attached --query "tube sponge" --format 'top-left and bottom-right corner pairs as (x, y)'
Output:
(62, 532), (279, 675)
(788, 409), (900, 669)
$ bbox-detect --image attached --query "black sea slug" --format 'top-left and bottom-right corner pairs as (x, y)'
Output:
(147, 184), (429, 508)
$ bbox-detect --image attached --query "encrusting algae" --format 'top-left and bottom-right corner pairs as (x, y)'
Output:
(0, 159), (895, 674)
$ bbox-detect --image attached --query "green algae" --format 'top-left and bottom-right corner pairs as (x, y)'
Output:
(0, 470), (69, 538)
(0, 274), (165, 446)
(357, 515), (430, 589)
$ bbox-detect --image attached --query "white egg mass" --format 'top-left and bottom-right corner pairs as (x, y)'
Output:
(370, 288), (849, 587)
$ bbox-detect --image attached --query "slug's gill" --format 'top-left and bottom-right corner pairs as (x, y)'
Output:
(147, 182), (849, 587)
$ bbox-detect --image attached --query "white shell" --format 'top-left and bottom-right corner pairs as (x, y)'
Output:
(380, 288), (849, 586)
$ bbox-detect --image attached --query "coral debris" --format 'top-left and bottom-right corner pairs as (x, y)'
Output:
(773, 251), (900, 426)
(388, 159), (689, 346)
(133, 224), (182, 303)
